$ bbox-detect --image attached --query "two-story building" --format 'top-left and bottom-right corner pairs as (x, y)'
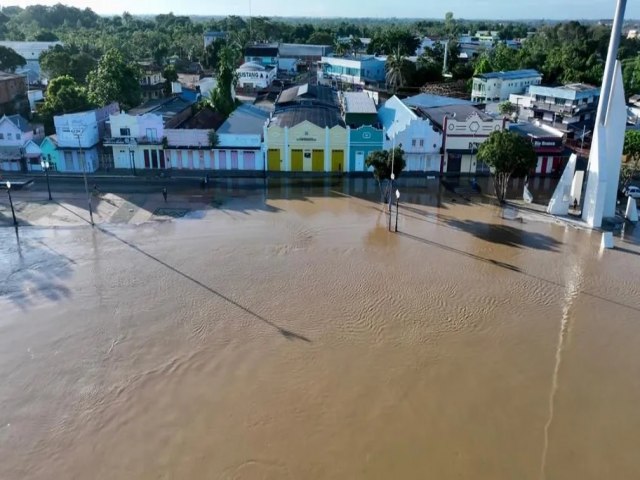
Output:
(0, 114), (43, 172)
(319, 55), (386, 87)
(108, 112), (166, 171)
(471, 69), (542, 103)
(510, 122), (566, 175)
(53, 103), (120, 173)
(278, 43), (332, 73)
(377, 96), (442, 173)
(526, 83), (600, 138)
(236, 62), (276, 90)
(203, 31), (227, 48)
(139, 62), (166, 102)
(417, 104), (507, 175)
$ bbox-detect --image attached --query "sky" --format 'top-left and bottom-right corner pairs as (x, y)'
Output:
(6, 0), (640, 20)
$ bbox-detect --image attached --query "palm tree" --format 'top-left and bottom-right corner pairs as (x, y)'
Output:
(385, 46), (407, 93)
(333, 39), (347, 57)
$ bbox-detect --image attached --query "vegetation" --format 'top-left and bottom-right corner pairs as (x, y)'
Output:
(0, 45), (26, 72)
(40, 44), (96, 83)
(365, 147), (406, 201)
(208, 130), (219, 148)
(385, 47), (408, 93)
(477, 130), (537, 203)
(498, 101), (518, 118)
(621, 130), (640, 190)
(36, 75), (94, 132)
(210, 45), (238, 118)
(162, 64), (178, 96)
(87, 49), (141, 110)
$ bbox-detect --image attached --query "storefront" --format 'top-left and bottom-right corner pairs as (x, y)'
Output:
(236, 62), (276, 90)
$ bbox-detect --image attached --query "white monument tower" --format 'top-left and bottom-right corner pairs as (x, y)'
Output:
(582, 0), (628, 228)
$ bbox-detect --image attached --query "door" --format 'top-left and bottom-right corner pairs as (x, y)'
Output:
(312, 149), (324, 172)
(267, 149), (280, 171)
(151, 150), (158, 169)
(143, 150), (150, 169)
(355, 151), (365, 171)
(291, 149), (303, 171)
(218, 150), (227, 169)
(231, 150), (239, 169)
(159, 150), (166, 169)
(447, 153), (461, 173)
(177, 150), (183, 169)
(188, 150), (194, 169)
(331, 150), (344, 172)
(243, 151), (255, 170)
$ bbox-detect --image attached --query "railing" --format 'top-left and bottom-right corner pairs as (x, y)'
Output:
(102, 136), (162, 145)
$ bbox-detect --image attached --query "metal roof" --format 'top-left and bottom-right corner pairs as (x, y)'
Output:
(6, 114), (31, 133)
(343, 92), (377, 114)
(275, 84), (338, 108)
(244, 44), (279, 57)
(402, 93), (473, 109)
(417, 105), (492, 129)
(476, 69), (542, 81)
(528, 83), (600, 101)
(279, 43), (332, 57)
(510, 122), (563, 138)
(270, 105), (345, 129)
(217, 104), (270, 135)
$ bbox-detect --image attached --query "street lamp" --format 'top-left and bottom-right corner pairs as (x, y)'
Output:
(395, 189), (400, 232)
(5, 181), (18, 227)
(70, 126), (94, 226)
(41, 160), (52, 200)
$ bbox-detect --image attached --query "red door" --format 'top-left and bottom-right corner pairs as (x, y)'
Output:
(144, 149), (150, 168)
(218, 150), (227, 169)
(540, 156), (548, 175)
(159, 150), (166, 169)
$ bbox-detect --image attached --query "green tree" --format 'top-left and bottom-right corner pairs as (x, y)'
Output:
(208, 130), (219, 148)
(621, 130), (640, 190)
(473, 53), (493, 75)
(498, 101), (518, 118)
(87, 48), (141, 110)
(365, 147), (406, 200)
(0, 46), (26, 72)
(623, 56), (640, 97)
(491, 43), (519, 72)
(308, 31), (334, 46)
(385, 46), (408, 92)
(40, 45), (96, 83)
(162, 65), (178, 97)
(37, 75), (94, 133)
(350, 36), (364, 55)
(477, 130), (536, 203)
(211, 45), (238, 117)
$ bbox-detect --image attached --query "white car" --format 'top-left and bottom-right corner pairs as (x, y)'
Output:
(624, 185), (640, 199)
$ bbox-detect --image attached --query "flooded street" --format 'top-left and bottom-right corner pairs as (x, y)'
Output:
(2, 180), (640, 479)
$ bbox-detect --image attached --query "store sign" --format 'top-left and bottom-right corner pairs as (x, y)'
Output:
(533, 140), (560, 147)
(295, 136), (317, 142)
(238, 71), (264, 79)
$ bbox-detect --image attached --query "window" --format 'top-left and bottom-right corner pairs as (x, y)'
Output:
(16, 133), (21, 140)
(146, 128), (157, 140)
(412, 139), (417, 147)
(419, 139), (424, 147)
(7, 133), (12, 140)
(0, 133), (3, 139)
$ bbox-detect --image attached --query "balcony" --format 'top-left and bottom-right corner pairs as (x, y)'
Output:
(532, 100), (595, 116)
(103, 136), (163, 146)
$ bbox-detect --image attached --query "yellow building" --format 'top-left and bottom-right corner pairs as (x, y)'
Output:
(265, 109), (347, 172)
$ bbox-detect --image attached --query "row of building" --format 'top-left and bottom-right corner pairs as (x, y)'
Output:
(0, 83), (568, 178)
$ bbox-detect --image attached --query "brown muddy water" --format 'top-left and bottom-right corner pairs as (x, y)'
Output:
(2, 180), (640, 479)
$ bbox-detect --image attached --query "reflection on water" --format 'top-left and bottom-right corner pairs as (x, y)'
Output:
(1, 181), (640, 480)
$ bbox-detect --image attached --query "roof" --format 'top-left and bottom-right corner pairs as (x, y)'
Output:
(0, 71), (26, 81)
(238, 62), (267, 72)
(417, 105), (493, 129)
(245, 44), (279, 57)
(378, 96), (418, 135)
(279, 43), (332, 57)
(6, 114), (31, 132)
(476, 69), (542, 81)
(204, 31), (226, 38)
(343, 92), (377, 114)
(403, 93), (473, 109)
(0, 41), (61, 58)
(275, 84), (338, 108)
(529, 83), (600, 101)
(510, 122), (563, 139)
(41, 134), (58, 147)
(270, 106), (345, 129)
(129, 97), (194, 123)
(218, 104), (270, 134)
(180, 106), (225, 130)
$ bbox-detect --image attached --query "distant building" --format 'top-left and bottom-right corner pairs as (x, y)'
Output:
(0, 71), (29, 117)
(39, 135), (59, 171)
(203, 31), (227, 48)
(53, 103), (119, 173)
(403, 93), (473, 110)
(244, 44), (279, 69)
(510, 122), (567, 176)
(278, 43), (332, 73)
(525, 83), (600, 138)
(415, 36), (449, 56)
(236, 62), (276, 90)
(471, 69), (542, 103)
(0, 41), (61, 83)
(341, 92), (383, 172)
(0, 114), (43, 172)
(319, 55), (386, 87)
(138, 62), (166, 102)
(626, 29), (639, 40)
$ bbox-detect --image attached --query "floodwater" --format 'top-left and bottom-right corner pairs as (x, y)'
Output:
(2, 179), (640, 480)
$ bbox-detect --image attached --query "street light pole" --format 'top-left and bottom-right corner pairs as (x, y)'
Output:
(5, 181), (18, 227)
(395, 189), (400, 232)
(41, 160), (52, 200)
(73, 128), (94, 226)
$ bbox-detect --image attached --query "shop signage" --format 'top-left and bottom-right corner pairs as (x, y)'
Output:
(238, 71), (264, 79)
(533, 140), (560, 147)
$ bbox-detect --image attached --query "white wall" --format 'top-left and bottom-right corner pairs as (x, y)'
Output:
(385, 118), (442, 172)
(54, 110), (99, 148)
(109, 113), (164, 139)
(0, 119), (26, 147)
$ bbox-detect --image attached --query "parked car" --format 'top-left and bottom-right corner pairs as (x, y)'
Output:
(623, 185), (640, 199)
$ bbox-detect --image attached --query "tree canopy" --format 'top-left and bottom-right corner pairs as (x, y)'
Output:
(87, 48), (141, 110)
(210, 45), (238, 118)
(40, 44), (96, 83)
(621, 130), (640, 190)
(477, 130), (537, 203)
(365, 147), (406, 183)
(0, 46), (26, 72)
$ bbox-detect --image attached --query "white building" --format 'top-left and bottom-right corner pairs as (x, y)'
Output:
(0, 41), (61, 83)
(107, 112), (166, 171)
(471, 69), (542, 103)
(0, 114), (43, 172)
(319, 55), (386, 86)
(236, 62), (276, 89)
(377, 96), (442, 173)
(53, 103), (119, 173)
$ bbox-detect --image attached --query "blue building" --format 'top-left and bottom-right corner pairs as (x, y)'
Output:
(349, 125), (383, 172)
(244, 44), (279, 68)
(319, 55), (386, 86)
